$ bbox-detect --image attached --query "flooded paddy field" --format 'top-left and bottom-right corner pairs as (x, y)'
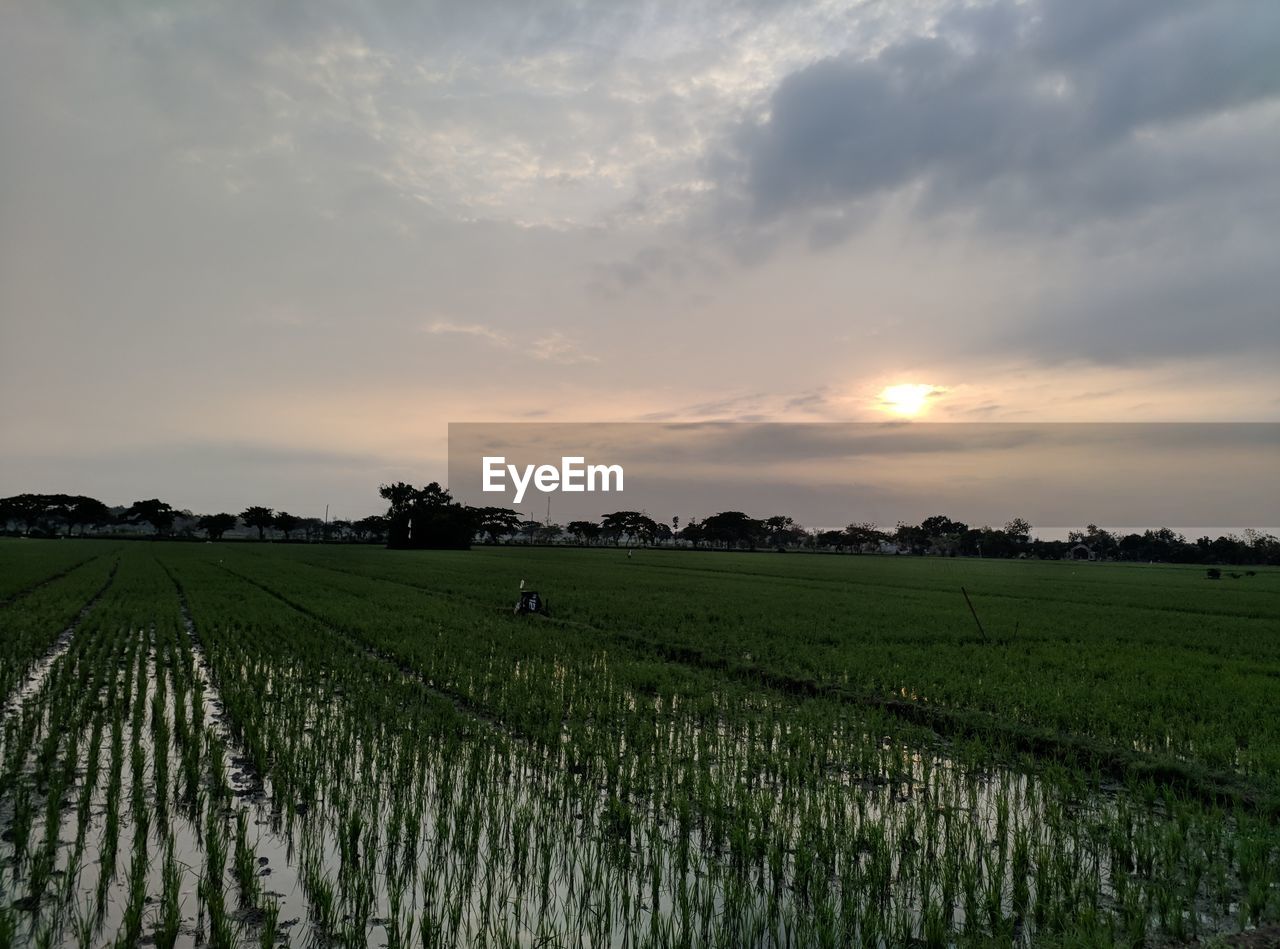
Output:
(1, 540), (1278, 947)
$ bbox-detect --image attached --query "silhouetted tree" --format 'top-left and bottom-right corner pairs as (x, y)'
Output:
(1004, 517), (1032, 542)
(763, 515), (806, 547)
(633, 514), (660, 545)
(62, 496), (110, 536)
(960, 526), (1019, 557)
(380, 482), (475, 549)
(127, 499), (176, 536)
(893, 521), (928, 553)
(240, 506), (274, 541)
(476, 507), (522, 543)
(273, 511), (300, 541)
(379, 482), (418, 518)
(678, 518), (705, 548)
(816, 529), (850, 550)
(1069, 524), (1117, 559)
(353, 515), (389, 543)
(600, 511), (660, 545)
(198, 513), (237, 541)
(0, 494), (85, 535)
(700, 511), (764, 549)
(846, 522), (887, 550)
(566, 520), (601, 545)
(600, 511), (635, 545)
(918, 514), (968, 554)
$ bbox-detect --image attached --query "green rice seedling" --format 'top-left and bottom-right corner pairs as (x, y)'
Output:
(308, 872), (338, 937)
(152, 837), (183, 949)
(71, 903), (97, 949)
(25, 838), (55, 911)
(6, 540), (1276, 947)
(118, 847), (149, 948)
(232, 809), (261, 906)
(207, 908), (243, 949)
(59, 848), (84, 910)
(0, 907), (14, 949)
(8, 782), (34, 864)
(257, 898), (280, 949)
(32, 923), (57, 949)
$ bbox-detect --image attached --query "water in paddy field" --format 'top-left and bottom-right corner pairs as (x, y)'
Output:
(0, 626), (299, 948)
(2, 625), (1260, 948)
(2, 548), (1276, 947)
(0, 564), (117, 723)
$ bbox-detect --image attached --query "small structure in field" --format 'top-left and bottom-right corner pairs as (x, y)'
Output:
(515, 590), (550, 616)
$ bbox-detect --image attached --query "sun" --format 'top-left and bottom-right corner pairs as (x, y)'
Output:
(877, 383), (938, 417)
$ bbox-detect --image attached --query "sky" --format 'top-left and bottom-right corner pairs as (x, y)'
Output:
(2, 0), (1278, 521)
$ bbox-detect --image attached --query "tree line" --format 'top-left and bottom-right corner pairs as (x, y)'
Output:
(476, 506), (1280, 566)
(3, 490), (1277, 565)
(0, 493), (388, 543)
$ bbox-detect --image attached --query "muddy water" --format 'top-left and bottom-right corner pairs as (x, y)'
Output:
(2, 609), (1254, 948)
(1, 615), (306, 949)
(0, 565), (116, 726)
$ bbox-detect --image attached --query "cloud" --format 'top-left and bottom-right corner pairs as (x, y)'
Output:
(719, 0), (1280, 231)
(3, 0), (1279, 521)
(423, 320), (511, 346)
(530, 332), (598, 365)
(422, 322), (597, 364)
(689, 0), (1280, 369)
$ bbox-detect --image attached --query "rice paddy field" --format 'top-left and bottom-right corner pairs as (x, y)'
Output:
(1, 539), (1279, 948)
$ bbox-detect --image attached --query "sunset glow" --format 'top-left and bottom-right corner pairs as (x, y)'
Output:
(877, 384), (937, 417)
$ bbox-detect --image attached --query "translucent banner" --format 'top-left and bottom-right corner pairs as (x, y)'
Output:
(447, 422), (1278, 530)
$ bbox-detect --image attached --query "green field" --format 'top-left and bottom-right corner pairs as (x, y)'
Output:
(1, 539), (1278, 947)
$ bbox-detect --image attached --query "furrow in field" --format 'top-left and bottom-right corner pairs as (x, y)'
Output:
(214, 561), (510, 736)
(590, 623), (1279, 814)
(128, 548), (1280, 946)
(282, 557), (1276, 814)
(605, 557), (1280, 622)
(168, 559), (669, 945)
(0, 552), (104, 608)
(158, 563), (310, 939)
(0, 559), (118, 722)
(162, 564), (269, 799)
(219, 556), (1069, 811)
(292, 555), (1280, 666)
(201, 560), (1049, 946)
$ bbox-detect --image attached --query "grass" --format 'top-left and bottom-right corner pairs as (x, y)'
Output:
(0, 537), (1277, 946)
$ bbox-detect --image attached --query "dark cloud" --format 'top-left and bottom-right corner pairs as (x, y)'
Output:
(3, 0), (1277, 519)
(724, 0), (1280, 227)
(700, 0), (1280, 368)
